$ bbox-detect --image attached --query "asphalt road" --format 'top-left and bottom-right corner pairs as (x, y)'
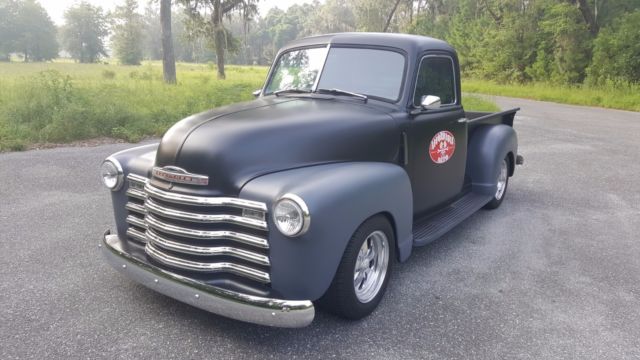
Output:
(1, 97), (639, 359)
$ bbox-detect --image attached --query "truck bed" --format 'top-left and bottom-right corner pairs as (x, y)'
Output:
(465, 108), (520, 131)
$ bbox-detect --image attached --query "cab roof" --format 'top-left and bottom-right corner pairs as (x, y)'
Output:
(282, 32), (456, 56)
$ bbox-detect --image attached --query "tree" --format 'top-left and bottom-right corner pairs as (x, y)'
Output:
(529, 3), (592, 84)
(587, 10), (640, 84)
(383, 0), (403, 32)
(308, 0), (356, 35)
(180, 0), (259, 79)
(161, 0), (177, 83)
(112, 0), (144, 65)
(0, 0), (58, 62)
(0, 0), (21, 60)
(352, 0), (410, 32)
(61, 2), (109, 63)
(142, 2), (163, 60)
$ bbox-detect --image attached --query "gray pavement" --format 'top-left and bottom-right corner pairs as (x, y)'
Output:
(1, 97), (639, 359)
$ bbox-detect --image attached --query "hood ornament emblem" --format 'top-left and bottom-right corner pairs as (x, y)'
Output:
(152, 166), (209, 186)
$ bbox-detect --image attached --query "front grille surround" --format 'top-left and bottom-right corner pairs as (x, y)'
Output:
(124, 174), (270, 284)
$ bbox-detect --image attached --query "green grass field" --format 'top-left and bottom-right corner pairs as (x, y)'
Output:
(463, 79), (640, 112)
(0, 61), (498, 151)
(0, 62), (269, 151)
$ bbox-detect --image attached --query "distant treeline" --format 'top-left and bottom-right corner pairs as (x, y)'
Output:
(1, 0), (639, 86)
(244, 0), (640, 86)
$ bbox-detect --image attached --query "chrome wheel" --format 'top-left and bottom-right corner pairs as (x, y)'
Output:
(353, 230), (389, 303)
(495, 159), (508, 200)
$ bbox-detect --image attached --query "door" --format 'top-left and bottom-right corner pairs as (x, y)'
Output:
(408, 54), (467, 215)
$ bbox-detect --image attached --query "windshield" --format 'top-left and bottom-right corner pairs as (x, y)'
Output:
(265, 46), (406, 101)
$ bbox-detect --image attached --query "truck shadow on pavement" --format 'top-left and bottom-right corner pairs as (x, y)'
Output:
(122, 185), (537, 354)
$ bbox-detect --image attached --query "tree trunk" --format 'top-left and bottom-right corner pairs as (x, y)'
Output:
(161, 0), (177, 84)
(383, 0), (403, 32)
(212, 0), (226, 79)
(214, 29), (226, 79)
(573, 0), (599, 35)
(483, 0), (503, 24)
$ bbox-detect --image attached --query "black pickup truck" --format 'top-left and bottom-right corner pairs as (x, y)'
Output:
(99, 33), (522, 328)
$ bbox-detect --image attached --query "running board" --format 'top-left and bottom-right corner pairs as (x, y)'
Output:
(412, 192), (492, 247)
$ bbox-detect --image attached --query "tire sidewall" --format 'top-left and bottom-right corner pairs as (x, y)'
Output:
(484, 157), (510, 210)
(326, 215), (396, 319)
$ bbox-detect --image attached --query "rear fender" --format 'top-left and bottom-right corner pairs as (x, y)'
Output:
(240, 162), (413, 301)
(466, 124), (517, 196)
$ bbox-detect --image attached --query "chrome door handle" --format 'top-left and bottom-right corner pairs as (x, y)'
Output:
(457, 118), (468, 123)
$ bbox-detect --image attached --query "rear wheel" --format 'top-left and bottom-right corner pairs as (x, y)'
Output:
(484, 157), (509, 210)
(320, 215), (395, 319)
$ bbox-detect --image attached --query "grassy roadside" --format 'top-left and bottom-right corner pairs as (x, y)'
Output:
(463, 79), (640, 112)
(461, 95), (501, 112)
(0, 62), (269, 151)
(0, 62), (503, 152)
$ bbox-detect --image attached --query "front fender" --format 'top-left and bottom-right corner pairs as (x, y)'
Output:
(106, 143), (158, 238)
(466, 124), (518, 196)
(240, 162), (413, 301)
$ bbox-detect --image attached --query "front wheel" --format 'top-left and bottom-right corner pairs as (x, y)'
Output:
(319, 215), (395, 320)
(484, 156), (509, 210)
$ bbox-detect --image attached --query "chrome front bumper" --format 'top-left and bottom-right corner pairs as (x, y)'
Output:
(100, 232), (315, 328)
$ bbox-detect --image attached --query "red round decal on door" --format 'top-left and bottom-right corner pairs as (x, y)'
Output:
(429, 131), (456, 164)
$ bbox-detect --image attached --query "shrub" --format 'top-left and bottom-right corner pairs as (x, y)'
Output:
(587, 10), (640, 85)
(102, 69), (116, 79)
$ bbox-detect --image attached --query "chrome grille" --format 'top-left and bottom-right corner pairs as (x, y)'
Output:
(125, 174), (148, 244)
(124, 174), (270, 284)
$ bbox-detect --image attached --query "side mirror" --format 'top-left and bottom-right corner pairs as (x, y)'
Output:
(252, 89), (261, 98)
(421, 95), (441, 110)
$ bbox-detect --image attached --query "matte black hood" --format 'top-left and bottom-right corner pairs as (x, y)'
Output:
(155, 97), (401, 195)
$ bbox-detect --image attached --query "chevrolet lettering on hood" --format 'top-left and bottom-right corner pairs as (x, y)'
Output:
(152, 166), (209, 186)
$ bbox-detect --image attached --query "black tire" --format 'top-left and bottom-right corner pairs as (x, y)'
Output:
(484, 156), (510, 210)
(319, 215), (395, 320)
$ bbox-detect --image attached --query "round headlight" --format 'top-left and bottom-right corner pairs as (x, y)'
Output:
(100, 158), (123, 191)
(273, 194), (310, 237)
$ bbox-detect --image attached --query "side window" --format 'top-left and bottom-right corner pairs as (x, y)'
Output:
(413, 56), (456, 106)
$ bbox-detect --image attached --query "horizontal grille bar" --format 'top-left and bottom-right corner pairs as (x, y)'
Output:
(145, 183), (267, 211)
(126, 227), (147, 243)
(145, 242), (270, 283)
(125, 202), (146, 215)
(146, 229), (270, 266)
(145, 198), (267, 230)
(145, 214), (269, 249)
(127, 173), (148, 185)
(126, 188), (146, 200)
(126, 215), (146, 229)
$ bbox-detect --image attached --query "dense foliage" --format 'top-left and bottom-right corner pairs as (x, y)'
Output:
(587, 10), (640, 84)
(208, 0), (640, 87)
(404, 0), (640, 86)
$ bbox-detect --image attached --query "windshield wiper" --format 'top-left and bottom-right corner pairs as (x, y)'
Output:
(315, 88), (368, 103)
(273, 89), (312, 96)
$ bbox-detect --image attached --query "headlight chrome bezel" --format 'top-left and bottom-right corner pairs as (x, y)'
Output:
(273, 193), (310, 237)
(100, 157), (124, 191)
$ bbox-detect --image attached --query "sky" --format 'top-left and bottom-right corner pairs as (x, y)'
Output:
(42, 0), (320, 25)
